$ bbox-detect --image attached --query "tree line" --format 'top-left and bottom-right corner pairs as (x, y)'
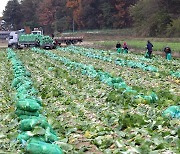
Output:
(2, 0), (180, 37)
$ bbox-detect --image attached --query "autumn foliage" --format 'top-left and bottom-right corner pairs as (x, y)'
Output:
(3, 0), (179, 36)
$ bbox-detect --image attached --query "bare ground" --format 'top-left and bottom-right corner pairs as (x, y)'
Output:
(0, 40), (8, 48)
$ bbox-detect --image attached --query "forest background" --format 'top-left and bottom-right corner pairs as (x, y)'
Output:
(2, 0), (180, 37)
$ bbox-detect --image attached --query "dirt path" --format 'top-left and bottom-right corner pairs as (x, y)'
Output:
(0, 40), (8, 48)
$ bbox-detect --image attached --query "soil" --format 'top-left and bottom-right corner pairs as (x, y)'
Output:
(0, 40), (8, 48)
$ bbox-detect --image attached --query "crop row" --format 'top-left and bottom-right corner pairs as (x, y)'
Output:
(0, 50), (21, 153)
(58, 46), (180, 79)
(57, 46), (158, 72)
(7, 48), (62, 154)
(51, 48), (180, 99)
(32, 47), (159, 104)
(77, 46), (180, 71)
(15, 49), (179, 153)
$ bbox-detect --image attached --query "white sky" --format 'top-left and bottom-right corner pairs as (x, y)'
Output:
(0, 0), (9, 16)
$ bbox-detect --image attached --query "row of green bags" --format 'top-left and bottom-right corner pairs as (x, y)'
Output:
(32, 47), (158, 104)
(58, 46), (158, 72)
(7, 48), (63, 154)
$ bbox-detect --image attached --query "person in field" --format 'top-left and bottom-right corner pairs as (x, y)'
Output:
(116, 42), (122, 53)
(116, 42), (121, 49)
(164, 46), (172, 60)
(146, 40), (153, 58)
(51, 33), (54, 39)
(123, 42), (128, 53)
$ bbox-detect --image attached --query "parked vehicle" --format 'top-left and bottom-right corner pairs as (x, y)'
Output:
(8, 29), (56, 49)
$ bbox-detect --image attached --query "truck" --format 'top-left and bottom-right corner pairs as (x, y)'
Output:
(8, 29), (56, 49)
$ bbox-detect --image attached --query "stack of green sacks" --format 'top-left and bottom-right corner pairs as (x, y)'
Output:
(39, 36), (53, 46)
(19, 34), (42, 43)
(7, 48), (63, 154)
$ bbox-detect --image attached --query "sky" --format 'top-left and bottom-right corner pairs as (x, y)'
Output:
(0, 0), (9, 16)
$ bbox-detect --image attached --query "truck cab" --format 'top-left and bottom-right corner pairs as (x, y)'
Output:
(8, 29), (25, 49)
(8, 31), (19, 48)
(31, 30), (42, 35)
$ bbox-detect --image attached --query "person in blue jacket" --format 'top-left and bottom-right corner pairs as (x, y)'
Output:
(146, 40), (153, 58)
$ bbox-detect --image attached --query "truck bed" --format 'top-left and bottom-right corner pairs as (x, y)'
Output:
(54, 36), (83, 45)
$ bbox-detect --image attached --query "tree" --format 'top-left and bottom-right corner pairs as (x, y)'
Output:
(20, 0), (43, 29)
(3, 0), (22, 30)
(55, 0), (72, 32)
(81, 0), (100, 29)
(66, 0), (84, 30)
(130, 0), (171, 36)
(111, 0), (139, 28)
(38, 0), (56, 34)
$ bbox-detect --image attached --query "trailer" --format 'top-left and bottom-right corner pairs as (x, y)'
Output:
(54, 36), (83, 45)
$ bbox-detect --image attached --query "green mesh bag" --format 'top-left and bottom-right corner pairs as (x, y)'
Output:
(26, 139), (63, 154)
(117, 48), (122, 53)
(18, 114), (45, 121)
(123, 49), (128, 54)
(17, 96), (42, 105)
(20, 117), (49, 131)
(16, 109), (39, 117)
(163, 106), (180, 119)
(12, 77), (31, 88)
(145, 50), (149, 58)
(17, 133), (46, 143)
(171, 71), (180, 78)
(17, 132), (32, 142)
(17, 83), (32, 92)
(44, 127), (58, 142)
(16, 99), (41, 112)
(166, 53), (172, 60)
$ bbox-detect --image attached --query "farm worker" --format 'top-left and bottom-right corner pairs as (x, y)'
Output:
(146, 40), (153, 58)
(116, 42), (122, 53)
(164, 46), (172, 60)
(51, 33), (54, 39)
(123, 42), (128, 53)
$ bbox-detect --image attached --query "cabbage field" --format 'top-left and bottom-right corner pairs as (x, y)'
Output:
(0, 46), (179, 153)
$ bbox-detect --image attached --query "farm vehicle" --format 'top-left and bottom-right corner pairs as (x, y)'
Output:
(8, 29), (56, 49)
(8, 29), (83, 49)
